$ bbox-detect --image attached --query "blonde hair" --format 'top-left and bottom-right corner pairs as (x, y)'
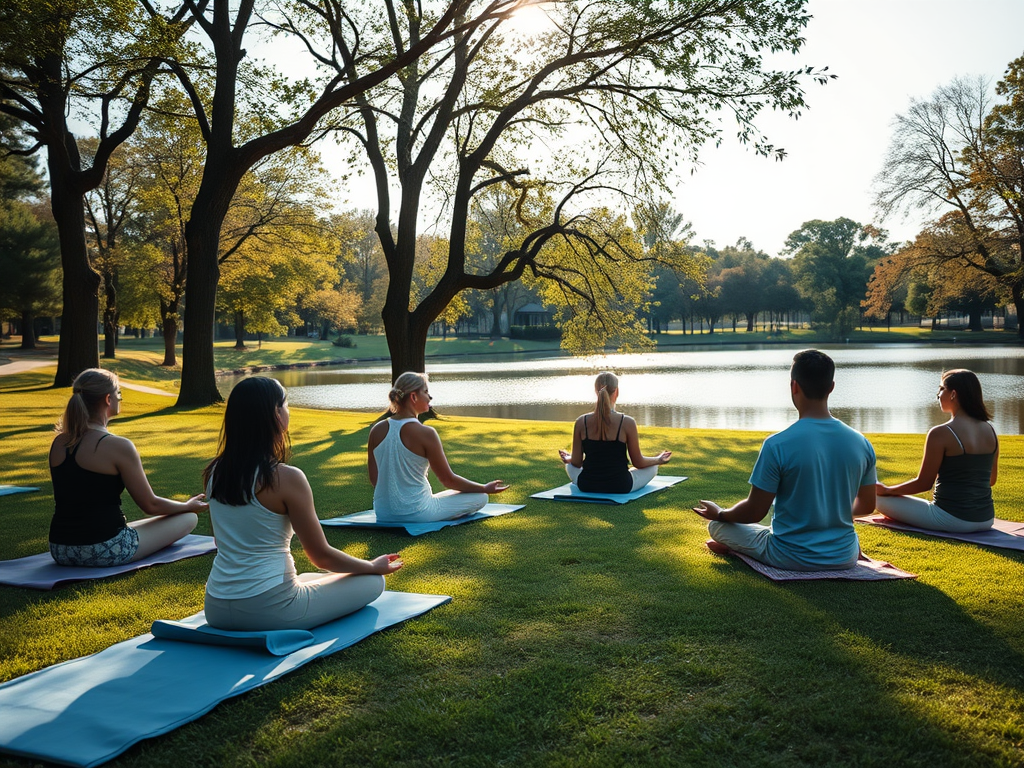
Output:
(56, 368), (119, 448)
(388, 371), (429, 413)
(593, 371), (619, 440)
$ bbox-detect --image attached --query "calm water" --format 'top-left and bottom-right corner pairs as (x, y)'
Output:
(221, 345), (1024, 434)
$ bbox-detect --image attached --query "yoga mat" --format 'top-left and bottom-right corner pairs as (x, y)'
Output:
(531, 475), (688, 505)
(709, 544), (917, 581)
(0, 534), (216, 590)
(0, 590), (451, 768)
(855, 515), (1024, 552)
(150, 620), (315, 656)
(0, 485), (39, 496)
(321, 502), (524, 535)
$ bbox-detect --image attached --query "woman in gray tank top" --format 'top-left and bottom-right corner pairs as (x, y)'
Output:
(874, 369), (998, 532)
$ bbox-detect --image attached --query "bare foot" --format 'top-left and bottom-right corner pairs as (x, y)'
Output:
(705, 539), (730, 555)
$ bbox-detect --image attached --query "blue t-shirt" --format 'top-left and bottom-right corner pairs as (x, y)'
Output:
(749, 417), (876, 569)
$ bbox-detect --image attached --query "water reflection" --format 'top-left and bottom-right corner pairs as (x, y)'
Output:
(220, 344), (1024, 434)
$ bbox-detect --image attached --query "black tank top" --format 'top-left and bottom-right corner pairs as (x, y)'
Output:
(49, 436), (128, 545)
(577, 414), (632, 494)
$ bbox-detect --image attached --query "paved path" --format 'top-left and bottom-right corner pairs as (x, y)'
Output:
(0, 359), (55, 375)
(0, 358), (175, 397)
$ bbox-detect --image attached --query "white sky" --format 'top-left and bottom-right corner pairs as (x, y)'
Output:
(674, 0), (1024, 256)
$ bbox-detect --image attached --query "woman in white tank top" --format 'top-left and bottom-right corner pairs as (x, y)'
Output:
(367, 372), (508, 522)
(203, 377), (404, 631)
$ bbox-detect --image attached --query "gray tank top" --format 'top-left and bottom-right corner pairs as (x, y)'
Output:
(933, 425), (995, 523)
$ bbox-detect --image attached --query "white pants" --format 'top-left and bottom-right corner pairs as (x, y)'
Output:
(876, 495), (993, 533)
(375, 489), (488, 523)
(564, 463), (659, 493)
(205, 572), (385, 631)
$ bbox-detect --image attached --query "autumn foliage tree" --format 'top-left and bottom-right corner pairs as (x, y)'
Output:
(875, 57), (1024, 338)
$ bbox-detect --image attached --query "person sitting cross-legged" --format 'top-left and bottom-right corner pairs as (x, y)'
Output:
(692, 349), (877, 571)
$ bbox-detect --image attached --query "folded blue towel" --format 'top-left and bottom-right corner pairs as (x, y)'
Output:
(531, 475), (688, 505)
(0, 591), (450, 768)
(322, 502), (524, 535)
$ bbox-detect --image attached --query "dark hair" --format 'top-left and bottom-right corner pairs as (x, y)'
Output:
(791, 349), (834, 400)
(203, 377), (290, 506)
(941, 369), (991, 421)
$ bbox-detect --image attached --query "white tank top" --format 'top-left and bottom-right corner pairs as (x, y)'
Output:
(205, 477), (297, 599)
(372, 418), (434, 519)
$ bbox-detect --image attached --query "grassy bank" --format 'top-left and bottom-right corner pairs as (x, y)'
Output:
(0, 370), (1022, 767)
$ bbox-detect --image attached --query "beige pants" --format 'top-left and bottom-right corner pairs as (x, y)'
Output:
(204, 572), (385, 631)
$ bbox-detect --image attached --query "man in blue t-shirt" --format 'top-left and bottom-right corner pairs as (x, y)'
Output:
(693, 349), (877, 571)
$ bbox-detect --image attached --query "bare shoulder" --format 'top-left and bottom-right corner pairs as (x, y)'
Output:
(275, 463), (307, 483)
(368, 419), (391, 444)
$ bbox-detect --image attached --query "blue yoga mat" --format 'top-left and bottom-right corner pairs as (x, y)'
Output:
(150, 619), (315, 656)
(0, 534), (216, 590)
(0, 590), (450, 768)
(0, 485), (39, 496)
(321, 502), (524, 535)
(531, 475), (688, 505)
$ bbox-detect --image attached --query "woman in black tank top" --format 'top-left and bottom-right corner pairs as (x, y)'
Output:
(559, 372), (672, 494)
(875, 369), (998, 532)
(48, 369), (207, 566)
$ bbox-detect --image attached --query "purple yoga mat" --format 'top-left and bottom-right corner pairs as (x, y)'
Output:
(708, 544), (917, 581)
(0, 534), (216, 590)
(855, 515), (1024, 552)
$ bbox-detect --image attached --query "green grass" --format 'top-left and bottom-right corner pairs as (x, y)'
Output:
(0, 370), (1022, 767)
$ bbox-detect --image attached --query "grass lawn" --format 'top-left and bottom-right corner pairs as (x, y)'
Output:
(0, 369), (1022, 767)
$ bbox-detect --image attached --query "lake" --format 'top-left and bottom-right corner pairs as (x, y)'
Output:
(222, 344), (1024, 435)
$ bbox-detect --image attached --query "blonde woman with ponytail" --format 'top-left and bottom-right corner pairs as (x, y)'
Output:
(48, 369), (206, 567)
(559, 371), (671, 494)
(367, 371), (508, 522)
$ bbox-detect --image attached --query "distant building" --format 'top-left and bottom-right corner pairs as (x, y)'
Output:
(513, 302), (553, 327)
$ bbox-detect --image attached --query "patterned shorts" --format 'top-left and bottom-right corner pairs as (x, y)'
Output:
(50, 526), (140, 567)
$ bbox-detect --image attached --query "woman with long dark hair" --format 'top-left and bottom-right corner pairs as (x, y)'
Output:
(875, 369), (998, 532)
(204, 377), (402, 631)
(368, 371), (508, 523)
(559, 371), (671, 494)
(48, 368), (204, 566)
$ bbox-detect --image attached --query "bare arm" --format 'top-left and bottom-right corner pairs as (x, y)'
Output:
(421, 426), (508, 494)
(114, 438), (207, 516)
(623, 417), (671, 469)
(852, 483), (876, 518)
(991, 437), (1000, 487)
(279, 465), (402, 575)
(559, 416), (585, 467)
(367, 421), (389, 487)
(693, 486), (775, 524)
(875, 427), (946, 497)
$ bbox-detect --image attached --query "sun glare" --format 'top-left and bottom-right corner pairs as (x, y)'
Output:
(504, 2), (554, 38)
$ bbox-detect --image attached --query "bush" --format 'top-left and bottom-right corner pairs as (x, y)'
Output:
(509, 325), (561, 341)
(332, 335), (357, 348)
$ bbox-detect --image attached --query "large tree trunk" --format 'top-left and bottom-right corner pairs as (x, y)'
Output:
(177, 180), (232, 405)
(49, 156), (100, 385)
(20, 310), (36, 350)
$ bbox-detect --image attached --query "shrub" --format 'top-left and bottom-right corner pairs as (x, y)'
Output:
(332, 335), (357, 348)
(509, 325), (561, 341)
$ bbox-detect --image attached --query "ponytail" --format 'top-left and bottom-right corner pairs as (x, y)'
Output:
(56, 369), (119, 448)
(593, 371), (619, 440)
